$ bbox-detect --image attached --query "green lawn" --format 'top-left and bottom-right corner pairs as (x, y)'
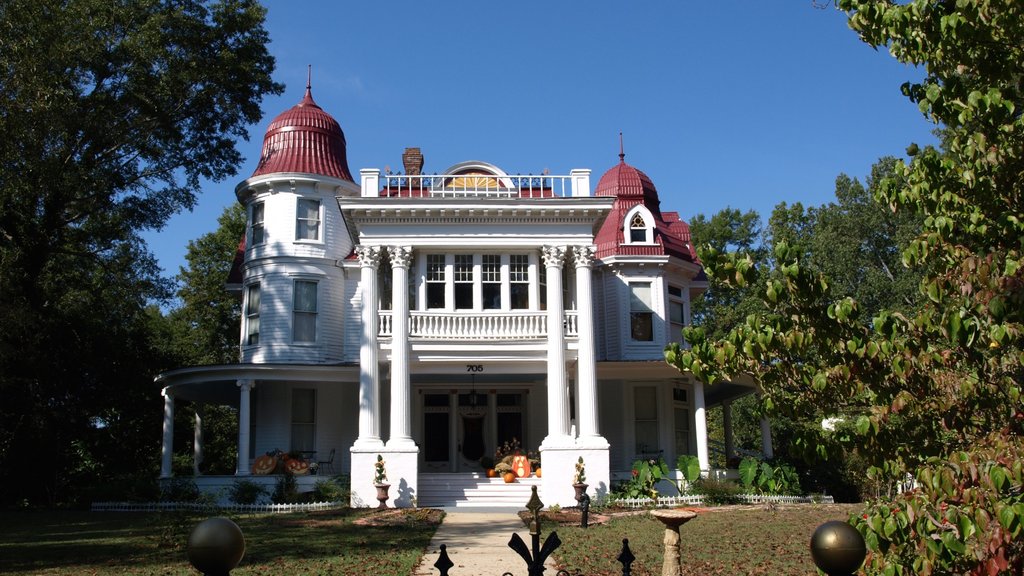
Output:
(0, 508), (442, 576)
(0, 504), (861, 575)
(552, 504), (863, 576)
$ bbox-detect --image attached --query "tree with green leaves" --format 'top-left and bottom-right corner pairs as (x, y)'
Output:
(0, 0), (281, 505)
(669, 1), (1023, 573)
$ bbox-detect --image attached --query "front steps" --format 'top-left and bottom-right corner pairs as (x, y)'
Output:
(418, 473), (541, 508)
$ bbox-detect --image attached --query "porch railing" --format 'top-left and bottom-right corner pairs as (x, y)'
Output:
(378, 310), (579, 340)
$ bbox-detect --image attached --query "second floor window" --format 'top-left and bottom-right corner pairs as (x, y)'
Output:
(482, 255), (501, 310)
(426, 254), (445, 309)
(454, 255), (473, 309)
(296, 198), (321, 241)
(629, 282), (654, 341)
(293, 280), (318, 343)
(510, 255), (528, 309)
(251, 202), (265, 245)
(245, 283), (261, 346)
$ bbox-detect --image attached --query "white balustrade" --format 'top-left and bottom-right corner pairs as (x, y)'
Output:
(377, 310), (585, 340)
(361, 172), (585, 199)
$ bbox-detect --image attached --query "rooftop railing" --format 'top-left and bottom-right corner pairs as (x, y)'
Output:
(359, 168), (591, 199)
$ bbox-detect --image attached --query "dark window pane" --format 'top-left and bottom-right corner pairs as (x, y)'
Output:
(424, 413), (449, 462)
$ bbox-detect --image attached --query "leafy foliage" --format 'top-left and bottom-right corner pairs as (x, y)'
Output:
(0, 0), (280, 506)
(669, 0), (1024, 573)
(737, 457), (801, 496)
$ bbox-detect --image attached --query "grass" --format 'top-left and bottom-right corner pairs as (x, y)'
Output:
(0, 508), (442, 576)
(551, 503), (863, 575)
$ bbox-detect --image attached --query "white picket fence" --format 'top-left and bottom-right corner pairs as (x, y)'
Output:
(609, 493), (834, 509)
(91, 500), (345, 514)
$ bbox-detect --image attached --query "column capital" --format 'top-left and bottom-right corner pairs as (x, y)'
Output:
(388, 245), (413, 269)
(571, 245), (595, 268)
(355, 245), (382, 268)
(542, 245), (567, 269)
(161, 386), (174, 399)
(236, 379), (254, 391)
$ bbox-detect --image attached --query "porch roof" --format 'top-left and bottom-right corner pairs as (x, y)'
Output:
(154, 363), (359, 405)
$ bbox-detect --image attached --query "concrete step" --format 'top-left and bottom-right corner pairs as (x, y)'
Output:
(418, 473), (541, 508)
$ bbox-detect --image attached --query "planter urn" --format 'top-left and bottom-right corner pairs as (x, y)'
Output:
(374, 483), (390, 509)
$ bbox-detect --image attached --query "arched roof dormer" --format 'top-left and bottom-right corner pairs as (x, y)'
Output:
(624, 204), (655, 245)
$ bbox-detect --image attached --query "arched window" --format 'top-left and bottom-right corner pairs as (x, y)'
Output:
(629, 212), (649, 243)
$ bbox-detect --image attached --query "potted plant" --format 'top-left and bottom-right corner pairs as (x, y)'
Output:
(573, 456), (588, 501)
(373, 454), (389, 509)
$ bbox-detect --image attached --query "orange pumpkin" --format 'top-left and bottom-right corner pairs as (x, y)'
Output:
(252, 454), (276, 475)
(503, 471), (516, 483)
(285, 457), (310, 475)
(486, 468), (497, 478)
(534, 467), (542, 478)
(512, 454), (531, 478)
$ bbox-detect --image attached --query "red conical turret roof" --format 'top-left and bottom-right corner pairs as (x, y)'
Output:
(251, 83), (353, 181)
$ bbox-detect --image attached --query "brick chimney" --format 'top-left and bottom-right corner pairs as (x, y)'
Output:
(402, 147), (424, 175)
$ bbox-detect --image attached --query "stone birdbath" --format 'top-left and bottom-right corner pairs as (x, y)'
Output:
(649, 509), (697, 576)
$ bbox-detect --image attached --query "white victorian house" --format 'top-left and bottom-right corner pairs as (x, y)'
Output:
(155, 84), (765, 507)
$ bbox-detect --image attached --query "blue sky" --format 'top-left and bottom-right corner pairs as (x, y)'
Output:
(143, 1), (938, 285)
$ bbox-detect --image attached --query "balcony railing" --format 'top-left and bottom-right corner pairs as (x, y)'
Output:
(378, 311), (579, 340)
(359, 169), (592, 199)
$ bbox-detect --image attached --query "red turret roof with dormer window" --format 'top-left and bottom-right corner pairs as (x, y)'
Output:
(593, 152), (700, 264)
(251, 79), (353, 181)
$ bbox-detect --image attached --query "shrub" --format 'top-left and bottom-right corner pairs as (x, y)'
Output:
(611, 457), (672, 500)
(159, 478), (200, 502)
(272, 472), (299, 504)
(738, 457), (801, 495)
(313, 475), (350, 503)
(690, 478), (743, 505)
(227, 480), (268, 505)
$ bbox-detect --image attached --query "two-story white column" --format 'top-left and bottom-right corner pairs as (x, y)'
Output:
(693, 380), (710, 472)
(236, 379), (253, 475)
(387, 246), (415, 448)
(193, 407), (204, 476)
(573, 245), (607, 448)
(541, 245), (570, 447)
(160, 388), (174, 478)
(354, 245), (384, 448)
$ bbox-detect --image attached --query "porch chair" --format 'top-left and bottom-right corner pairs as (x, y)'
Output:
(317, 448), (335, 475)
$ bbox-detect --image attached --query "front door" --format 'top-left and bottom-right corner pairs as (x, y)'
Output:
(421, 390), (525, 472)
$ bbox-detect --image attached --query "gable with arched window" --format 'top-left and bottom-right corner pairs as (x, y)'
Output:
(624, 206), (654, 244)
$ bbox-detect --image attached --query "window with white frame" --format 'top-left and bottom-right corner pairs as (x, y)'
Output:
(629, 212), (648, 242)
(673, 387), (690, 457)
(293, 280), (318, 343)
(426, 254), (445, 309)
(245, 283), (260, 346)
(454, 254), (473, 309)
(295, 198), (321, 241)
(291, 388), (316, 452)
(482, 255), (501, 310)
(634, 385), (660, 456)
(629, 282), (654, 341)
(510, 254), (529, 310)
(251, 202), (265, 245)
(668, 284), (685, 343)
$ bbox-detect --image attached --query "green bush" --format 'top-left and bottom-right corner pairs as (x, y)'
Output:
(312, 475), (350, 503)
(271, 473), (299, 504)
(690, 478), (744, 505)
(227, 480), (268, 505)
(159, 478), (200, 502)
(738, 457), (801, 495)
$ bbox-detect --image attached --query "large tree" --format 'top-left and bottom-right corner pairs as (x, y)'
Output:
(0, 0), (281, 505)
(669, 1), (1023, 573)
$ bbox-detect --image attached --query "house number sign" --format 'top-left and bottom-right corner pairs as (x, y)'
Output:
(466, 364), (484, 372)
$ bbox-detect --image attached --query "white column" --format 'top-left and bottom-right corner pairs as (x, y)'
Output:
(692, 381), (710, 472)
(722, 401), (735, 465)
(160, 388), (174, 478)
(541, 245), (570, 447)
(236, 379), (253, 476)
(573, 246), (607, 447)
(193, 407), (204, 476)
(387, 246), (415, 448)
(354, 245), (384, 448)
(760, 417), (774, 459)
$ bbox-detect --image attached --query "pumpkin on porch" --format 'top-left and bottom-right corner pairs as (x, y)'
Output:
(486, 468), (497, 478)
(534, 467), (542, 478)
(252, 454), (276, 475)
(511, 454), (531, 478)
(284, 457), (310, 475)
(502, 471), (516, 483)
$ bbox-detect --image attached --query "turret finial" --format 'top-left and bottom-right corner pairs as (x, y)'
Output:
(619, 132), (625, 163)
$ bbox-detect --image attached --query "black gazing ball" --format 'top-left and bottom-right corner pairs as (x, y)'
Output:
(187, 517), (245, 576)
(810, 520), (867, 575)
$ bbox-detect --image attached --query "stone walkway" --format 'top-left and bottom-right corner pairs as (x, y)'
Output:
(413, 509), (559, 576)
